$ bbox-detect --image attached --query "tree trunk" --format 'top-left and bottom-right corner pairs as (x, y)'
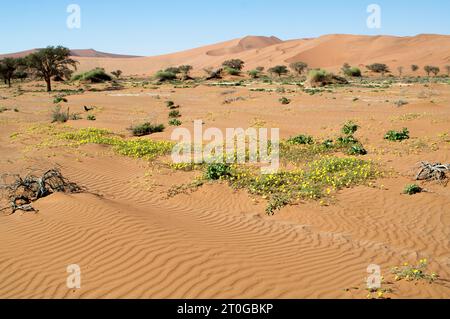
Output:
(7, 78), (11, 88)
(46, 78), (52, 92)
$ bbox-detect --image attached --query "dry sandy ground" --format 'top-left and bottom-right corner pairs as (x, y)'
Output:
(0, 79), (449, 299)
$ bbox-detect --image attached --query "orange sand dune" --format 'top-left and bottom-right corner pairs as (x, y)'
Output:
(71, 34), (450, 76)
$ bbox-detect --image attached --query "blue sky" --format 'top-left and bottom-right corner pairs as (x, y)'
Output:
(1, 0), (449, 56)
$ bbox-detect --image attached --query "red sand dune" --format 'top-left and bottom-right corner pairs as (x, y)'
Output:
(0, 49), (140, 59)
(70, 34), (450, 76)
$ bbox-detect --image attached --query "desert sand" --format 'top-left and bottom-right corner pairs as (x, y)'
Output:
(0, 35), (449, 299)
(66, 34), (450, 76)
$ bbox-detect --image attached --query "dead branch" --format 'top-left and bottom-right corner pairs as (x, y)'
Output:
(415, 162), (450, 183)
(0, 168), (84, 214)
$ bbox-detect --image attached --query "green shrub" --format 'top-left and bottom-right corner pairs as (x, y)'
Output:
(51, 106), (69, 123)
(155, 71), (177, 82)
(287, 134), (314, 145)
(169, 118), (182, 126)
(72, 68), (112, 83)
(130, 122), (165, 136)
(342, 121), (359, 135)
(168, 110), (181, 118)
(385, 128), (410, 141)
(205, 163), (232, 180)
(279, 97), (291, 105)
(166, 101), (175, 108)
(87, 114), (96, 121)
(53, 96), (68, 104)
(224, 67), (240, 76)
(248, 70), (260, 79)
(403, 184), (422, 195)
(308, 69), (329, 82)
(347, 143), (367, 155)
(343, 66), (362, 77)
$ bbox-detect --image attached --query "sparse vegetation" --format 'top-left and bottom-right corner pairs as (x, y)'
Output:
(287, 134), (314, 145)
(168, 110), (181, 118)
(403, 184), (423, 195)
(279, 97), (291, 105)
(129, 122), (165, 136)
(384, 128), (410, 141)
(391, 259), (438, 283)
(169, 118), (182, 126)
(204, 163), (232, 180)
(51, 105), (70, 123)
(72, 68), (112, 83)
(87, 114), (96, 121)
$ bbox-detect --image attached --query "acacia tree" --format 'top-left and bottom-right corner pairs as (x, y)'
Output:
(411, 64), (419, 72)
(222, 59), (245, 71)
(268, 65), (288, 77)
(0, 58), (25, 87)
(27, 46), (78, 92)
(366, 63), (390, 77)
(397, 66), (404, 77)
(424, 65), (440, 77)
(289, 62), (308, 76)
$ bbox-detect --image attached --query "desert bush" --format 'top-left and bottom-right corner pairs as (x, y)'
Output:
(287, 134), (314, 145)
(307, 69), (348, 87)
(343, 66), (362, 77)
(155, 70), (177, 82)
(222, 59), (245, 71)
(87, 114), (96, 121)
(384, 128), (410, 141)
(248, 70), (260, 79)
(168, 110), (181, 118)
(347, 143), (367, 155)
(204, 163), (232, 180)
(224, 67), (240, 76)
(342, 121), (359, 135)
(130, 122), (165, 136)
(53, 96), (68, 104)
(403, 184), (422, 195)
(72, 68), (112, 83)
(51, 105), (69, 123)
(169, 118), (182, 126)
(279, 97), (291, 105)
(411, 65), (419, 72)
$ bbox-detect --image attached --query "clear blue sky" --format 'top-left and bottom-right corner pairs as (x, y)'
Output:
(1, 0), (449, 56)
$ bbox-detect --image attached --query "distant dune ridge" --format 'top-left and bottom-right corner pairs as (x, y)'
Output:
(2, 34), (449, 75)
(0, 49), (141, 59)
